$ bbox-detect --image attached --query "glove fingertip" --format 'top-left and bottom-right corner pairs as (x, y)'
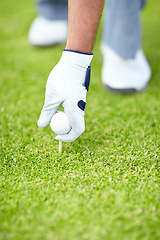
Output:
(37, 110), (55, 128)
(37, 119), (43, 128)
(55, 135), (65, 142)
(37, 117), (49, 128)
(55, 136), (60, 141)
(37, 119), (44, 128)
(55, 128), (82, 142)
(55, 135), (73, 143)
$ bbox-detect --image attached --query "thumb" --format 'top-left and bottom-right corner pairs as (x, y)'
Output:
(37, 101), (60, 128)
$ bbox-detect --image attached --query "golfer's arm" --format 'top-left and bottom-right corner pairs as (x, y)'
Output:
(66, 0), (104, 53)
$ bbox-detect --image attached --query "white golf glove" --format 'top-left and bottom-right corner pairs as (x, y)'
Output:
(37, 49), (93, 142)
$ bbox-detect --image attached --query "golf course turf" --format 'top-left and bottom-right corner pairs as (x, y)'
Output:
(0, 0), (160, 239)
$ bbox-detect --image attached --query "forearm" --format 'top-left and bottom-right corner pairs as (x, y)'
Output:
(66, 0), (104, 53)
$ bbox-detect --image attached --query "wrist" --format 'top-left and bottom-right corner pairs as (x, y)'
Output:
(65, 42), (93, 54)
(64, 49), (93, 56)
(61, 49), (93, 68)
(65, 47), (92, 54)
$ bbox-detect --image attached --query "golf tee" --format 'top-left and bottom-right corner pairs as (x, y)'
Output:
(59, 141), (62, 153)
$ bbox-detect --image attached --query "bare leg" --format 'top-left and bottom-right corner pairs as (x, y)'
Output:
(66, 0), (104, 53)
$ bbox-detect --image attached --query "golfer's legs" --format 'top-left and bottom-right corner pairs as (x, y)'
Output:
(37, 0), (67, 20)
(102, 0), (147, 59)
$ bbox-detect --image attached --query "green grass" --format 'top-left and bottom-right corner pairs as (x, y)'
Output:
(0, 0), (160, 240)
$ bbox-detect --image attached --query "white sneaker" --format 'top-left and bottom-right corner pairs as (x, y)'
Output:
(28, 17), (67, 46)
(101, 43), (151, 93)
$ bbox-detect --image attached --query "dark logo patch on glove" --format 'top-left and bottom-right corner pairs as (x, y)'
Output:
(78, 100), (86, 111)
(84, 66), (91, 91)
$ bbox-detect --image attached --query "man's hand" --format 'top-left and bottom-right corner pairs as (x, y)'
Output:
(37, 50), (93, 142)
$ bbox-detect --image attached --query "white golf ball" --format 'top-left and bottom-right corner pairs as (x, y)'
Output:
(50, 111), (71, 135)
